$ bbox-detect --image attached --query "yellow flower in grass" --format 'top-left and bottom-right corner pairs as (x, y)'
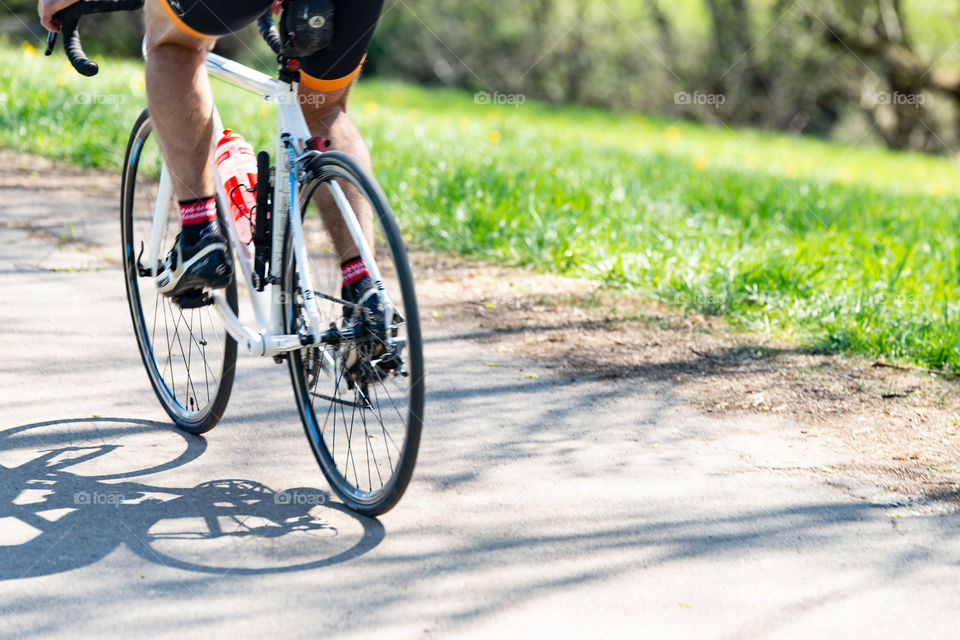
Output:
(929, 177), (949, 196)
(665, 126), (681, 143)
(693, 157), (707, 170)
(364, 100), (379, 114)
(22, 42), (37, 57)
(832, 166), (858, 186)
(487, 130), (502, 143)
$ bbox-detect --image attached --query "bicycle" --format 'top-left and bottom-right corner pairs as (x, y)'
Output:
(46, 0), (425, 516)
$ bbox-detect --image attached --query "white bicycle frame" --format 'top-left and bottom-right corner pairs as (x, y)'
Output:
(147, 51), (387, 359)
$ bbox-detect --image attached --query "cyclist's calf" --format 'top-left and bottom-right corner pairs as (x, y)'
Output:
(299, 84), (350, 125)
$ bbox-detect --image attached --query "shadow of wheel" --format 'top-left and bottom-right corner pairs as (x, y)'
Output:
(0, 417), (384, 579)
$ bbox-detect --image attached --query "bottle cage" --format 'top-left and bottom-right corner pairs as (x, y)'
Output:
(280, 0), (335, 58)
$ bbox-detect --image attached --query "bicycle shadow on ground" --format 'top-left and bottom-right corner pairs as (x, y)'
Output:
(0, 417), (384, 580)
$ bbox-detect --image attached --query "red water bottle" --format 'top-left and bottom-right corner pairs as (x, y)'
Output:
(215, 129), (257, 244)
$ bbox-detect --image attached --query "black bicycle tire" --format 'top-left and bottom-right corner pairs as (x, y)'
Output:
(282, 150), (424, 516)
(120, 109), (238, 435)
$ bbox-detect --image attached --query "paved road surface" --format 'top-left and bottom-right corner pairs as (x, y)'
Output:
(1, 161), (959, 638)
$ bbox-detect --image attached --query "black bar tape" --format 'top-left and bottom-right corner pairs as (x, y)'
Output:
(257, 11), (283, 55)
(55, 0), (146, 77)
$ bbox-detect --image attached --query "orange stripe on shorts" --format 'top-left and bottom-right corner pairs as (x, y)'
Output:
(158, 0), (212, 39)
(299, 57), (366, 92)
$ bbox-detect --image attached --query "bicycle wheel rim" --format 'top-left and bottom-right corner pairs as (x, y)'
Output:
(284, 152), (424, 515)
(120, 110), (238, 433)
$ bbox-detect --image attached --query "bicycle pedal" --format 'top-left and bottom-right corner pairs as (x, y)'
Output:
(173, 289), (210, 309)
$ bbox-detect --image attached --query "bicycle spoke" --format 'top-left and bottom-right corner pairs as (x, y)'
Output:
(310, 391), (365, 408)
(362, 400), (375, 490)
(187, 308), (215, 406)
(171, 307), (200, 412)
(342, 378), (359, 487)
(205, 304), (225, 361)
(162, 295), (175, 398)
(369, 381), (395, 473)
(151, 287), (160, 356)
(199, 308), (210, 403)
(319, 353), (341, 435)
(185, 309), (195, 408)
(354, 383), (385, 488)
(182, 311), (221, 393)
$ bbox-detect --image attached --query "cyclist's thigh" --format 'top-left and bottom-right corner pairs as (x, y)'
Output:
(299, 0), (386, 92)
(145, 0), (273, 50)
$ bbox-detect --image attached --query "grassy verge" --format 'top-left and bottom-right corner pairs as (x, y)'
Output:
(3, 40), (960, 369)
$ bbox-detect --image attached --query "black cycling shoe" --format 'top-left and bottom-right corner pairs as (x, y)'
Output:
(342, 276), (384, 333)
(341, 276), (388, 379)
(155, 227), (232, 301)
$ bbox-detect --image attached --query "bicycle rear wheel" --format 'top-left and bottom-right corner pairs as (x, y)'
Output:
(121, 109), (238, 434)
(283, 151), (424, 516)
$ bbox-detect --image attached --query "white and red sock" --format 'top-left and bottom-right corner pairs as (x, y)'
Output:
(179, 197), (218, 244)
(341, 257), (370, 288)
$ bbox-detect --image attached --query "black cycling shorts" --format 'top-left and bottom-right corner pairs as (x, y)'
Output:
(158, 0), (384, 90)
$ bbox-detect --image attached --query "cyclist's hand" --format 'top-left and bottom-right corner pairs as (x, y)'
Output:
(39, 0), (81, 32)
(271, 1), (282, 16)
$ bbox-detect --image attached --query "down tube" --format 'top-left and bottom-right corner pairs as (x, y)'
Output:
(212, 107), (271, 331)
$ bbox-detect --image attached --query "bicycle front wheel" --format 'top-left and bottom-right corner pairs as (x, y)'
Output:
(283, 151), (424, 516)
(120, 109), (238, 434)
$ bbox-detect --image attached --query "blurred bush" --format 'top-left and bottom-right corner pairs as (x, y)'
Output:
(368, 0), (960, 153)
(368, 0), (855, 135)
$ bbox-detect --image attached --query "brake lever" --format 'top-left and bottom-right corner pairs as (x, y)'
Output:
(44, 31), (57, 56)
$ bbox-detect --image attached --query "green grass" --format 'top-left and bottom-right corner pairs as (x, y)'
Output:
(4, 40), (960, 370)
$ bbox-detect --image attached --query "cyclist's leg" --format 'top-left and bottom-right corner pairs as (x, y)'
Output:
(143, 0), (272, 297)
(299, 83), (373, 263)
(299, 0), (385, 266)
(143, 0), (273, 200)
(143, 0), (219, 202)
